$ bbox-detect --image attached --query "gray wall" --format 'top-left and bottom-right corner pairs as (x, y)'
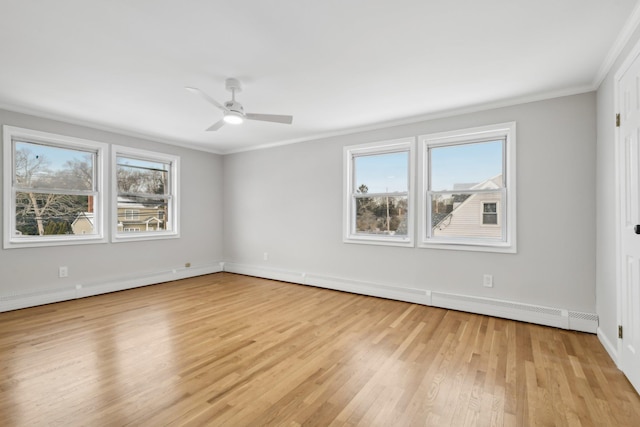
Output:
(224, 93), (597, 312)
(0, 92), (600, 319)
(0, 109), (224, 294)
(596, 26), (640, 353)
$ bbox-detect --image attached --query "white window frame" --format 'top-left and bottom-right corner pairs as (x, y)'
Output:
(343, 137), (415, 247)
(112, 145), (180, 242)
(2, 126), (108, 248)
(418, 122), (516, 253)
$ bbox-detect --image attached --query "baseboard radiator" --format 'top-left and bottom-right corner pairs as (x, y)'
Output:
(222, 262), (599, 334)
(0, 263), (223, 313)
(0, 261), (598, 334)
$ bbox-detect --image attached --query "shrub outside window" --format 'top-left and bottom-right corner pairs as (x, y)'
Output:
(3, 126), (107, 248)
(419, 123), (516, 253)
(343, 138), (414, 246)
(112, 146), (179, 242)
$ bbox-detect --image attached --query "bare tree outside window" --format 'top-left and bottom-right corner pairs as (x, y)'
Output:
(115, 156), (172, 234)
(14, 143), (95, 236)
(352, 150), (409, 237)
(344, 138), (413, 246)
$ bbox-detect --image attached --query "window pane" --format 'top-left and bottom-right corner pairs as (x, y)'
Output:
(117, 196), (170, 232)
(483, 213), (498, 225)
(430, 140), (503, 191)
(113, 147), (178, 241)
(15, 192), (96, 236)
(354, 151), (408, 194)
(430, 192), (502, 239)
(355, 195), (407, 236)
(14, 141), (94, 191)
(483, 202), (497, 213)
(116, 157), (169, 195)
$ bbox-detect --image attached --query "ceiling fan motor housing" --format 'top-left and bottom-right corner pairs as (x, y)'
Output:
(186, 78), (293, 130)
(224, 100), (245, 114)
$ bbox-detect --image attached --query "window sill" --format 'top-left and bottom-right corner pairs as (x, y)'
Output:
(419, 240), (516, 253)
(344, 235), (414, 248)
(4, 235), (108, 249)
(112, 231), (180, 243)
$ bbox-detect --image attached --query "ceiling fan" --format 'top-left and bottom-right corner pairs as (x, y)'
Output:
(185, 78), (293, 131)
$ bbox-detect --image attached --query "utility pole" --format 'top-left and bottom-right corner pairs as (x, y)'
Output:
(386, 188), (390, 233)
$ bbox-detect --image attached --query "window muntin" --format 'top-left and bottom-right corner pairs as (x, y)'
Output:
(3, 126), (107, 248)
(419, 123), (516, 252)
(112, 146), (179, 241)
(344, 138), (414, 246)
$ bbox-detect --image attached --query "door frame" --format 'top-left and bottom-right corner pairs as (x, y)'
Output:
(614, 37), (640, 373)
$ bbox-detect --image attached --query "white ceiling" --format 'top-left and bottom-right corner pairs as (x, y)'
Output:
(1, 1), (638, 154)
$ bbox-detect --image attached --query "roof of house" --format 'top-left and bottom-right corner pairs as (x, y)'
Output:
(433, 174), (503, 229)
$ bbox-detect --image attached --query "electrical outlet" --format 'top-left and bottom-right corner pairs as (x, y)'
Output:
(263, 252), (269, 261)
(59, 266), (68, 278)
(483, 274), (493, 288)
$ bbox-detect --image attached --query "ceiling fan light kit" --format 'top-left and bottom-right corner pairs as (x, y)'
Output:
(224, 111), (244, 125)
(186, 78), (293, 131)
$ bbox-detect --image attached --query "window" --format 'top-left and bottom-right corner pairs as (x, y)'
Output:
(343, 138), (414, 246)
(124, 209), (140, 220)
(482, 202), (498, 225)
(3, 126), (107, 248)
(419, 122), (516, 252)
(112, 146), (179, 241)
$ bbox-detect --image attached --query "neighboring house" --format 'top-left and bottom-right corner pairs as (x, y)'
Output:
(116, 197), (165, 233)
(71, 212), (94, 235)
(70, 198), (165, 234)
(432, 174), (502, 239)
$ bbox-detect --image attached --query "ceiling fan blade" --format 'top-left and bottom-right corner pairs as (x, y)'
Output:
(206, 119), (226, 131)
(245, 113), (293, 124)
(185, 87), (229, 112)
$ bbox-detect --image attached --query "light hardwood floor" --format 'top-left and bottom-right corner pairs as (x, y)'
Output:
(1, 273), (639, 426)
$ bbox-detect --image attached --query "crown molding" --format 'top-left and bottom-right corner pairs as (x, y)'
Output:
(593, 0), (640, 87)
(0, 102), (223, 155)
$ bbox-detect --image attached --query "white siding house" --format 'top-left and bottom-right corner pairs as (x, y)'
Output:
(432, 175), (503, 239)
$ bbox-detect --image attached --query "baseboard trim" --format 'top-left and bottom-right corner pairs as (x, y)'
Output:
(1, 262), (600, 335)
(0, 262), (223, 312)
(597, 327), (619, 366)
(304, 273), (430, 306)
(222, 262), (430, 305)
(221, 262), (305, 286)
(223, 262), (599, 333)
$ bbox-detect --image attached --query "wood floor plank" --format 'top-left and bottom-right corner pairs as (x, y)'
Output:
(1, 272), (639, 426)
